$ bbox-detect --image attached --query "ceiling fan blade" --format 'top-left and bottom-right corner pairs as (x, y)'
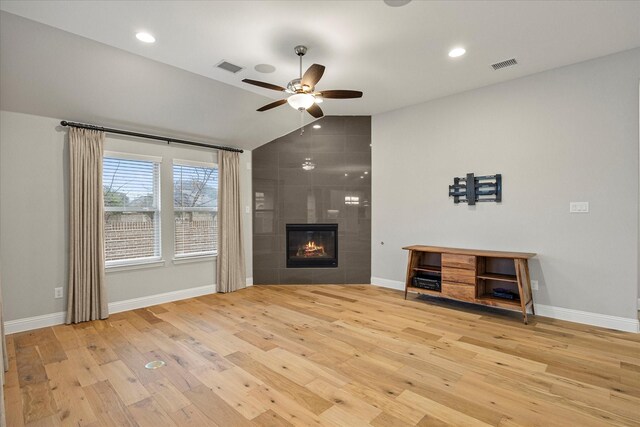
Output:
(257, 99), (288, 112)
(307, 103), (324, 118)
(301, 64), (325, 88)
(319, 90), (363, 99)
(242, 79), (286, 92)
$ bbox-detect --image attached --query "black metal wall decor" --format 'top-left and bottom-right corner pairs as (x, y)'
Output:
(449, 173), (502, 205)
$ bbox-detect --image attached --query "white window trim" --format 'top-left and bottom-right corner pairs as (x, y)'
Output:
(172, 253), (217, 265)
(105, 151), (163, 163)
(105, 257), (165, 272)
(173, 159), (216, 169)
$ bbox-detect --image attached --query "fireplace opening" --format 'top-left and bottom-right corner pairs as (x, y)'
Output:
(286, 223), (338, 268)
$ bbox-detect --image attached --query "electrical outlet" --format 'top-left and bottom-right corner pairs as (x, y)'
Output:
(54, 287), (63, 299)
(530, 280), (539, 291)
(569, 202), (589, 213)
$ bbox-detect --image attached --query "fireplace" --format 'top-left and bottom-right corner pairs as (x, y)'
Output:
(286, 224), (338, 268)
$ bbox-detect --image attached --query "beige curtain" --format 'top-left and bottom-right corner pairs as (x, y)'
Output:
(0, 264), (6, 427)
(66, 128), (108, 323)
(216, 150), (246, 293)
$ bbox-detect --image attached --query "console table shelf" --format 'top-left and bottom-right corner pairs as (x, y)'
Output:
(403, 245), (536, 324)
(477, 273), (518, 283)
(413, 265), (442, 273)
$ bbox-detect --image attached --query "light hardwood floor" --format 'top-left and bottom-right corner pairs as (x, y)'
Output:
(4, 285), (640, 426)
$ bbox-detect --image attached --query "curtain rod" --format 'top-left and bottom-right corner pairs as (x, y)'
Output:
(60, 120), (244, 153)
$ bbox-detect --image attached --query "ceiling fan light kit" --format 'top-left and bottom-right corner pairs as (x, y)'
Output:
(287, 93), (315, 110)
(242, 45), (363, 118)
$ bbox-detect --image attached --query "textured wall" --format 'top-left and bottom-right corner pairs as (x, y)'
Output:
(252, 116), (371, 284)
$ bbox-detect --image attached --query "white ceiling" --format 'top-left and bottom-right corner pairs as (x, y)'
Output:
(1, 1), (639, 149)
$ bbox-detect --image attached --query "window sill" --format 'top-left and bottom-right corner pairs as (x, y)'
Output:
(172, 254), (217, 265)
(106, 259), (165, 272)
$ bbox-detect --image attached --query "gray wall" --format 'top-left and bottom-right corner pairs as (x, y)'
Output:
(252, 116), (371, 284)
(372, 48), (639, 320)
(0, 110), (253, 321)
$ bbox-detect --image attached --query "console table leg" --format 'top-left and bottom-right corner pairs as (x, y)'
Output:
(524, 261), (535, 316)
(515, 259), (529, 324)
(404, 250), (414, 300)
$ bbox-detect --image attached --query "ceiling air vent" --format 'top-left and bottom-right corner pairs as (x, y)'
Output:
(216, 60), (244, 74)
(491, 58), (518, 71)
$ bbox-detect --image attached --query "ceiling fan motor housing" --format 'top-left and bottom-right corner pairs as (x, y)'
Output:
(287, 78), (313, 94)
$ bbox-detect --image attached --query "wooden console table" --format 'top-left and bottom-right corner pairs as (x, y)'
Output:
(403, 245), (536, 324)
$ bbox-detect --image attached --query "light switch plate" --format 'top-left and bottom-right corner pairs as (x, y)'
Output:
(54, 287), (63, 299)
(530, 280), (539, 291)
(569, 202), (589, 213)
(245, 206), (251, 214)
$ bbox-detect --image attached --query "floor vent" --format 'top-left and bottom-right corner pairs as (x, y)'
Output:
(491, 58), (518, 70)
(216, 60), (244, 74)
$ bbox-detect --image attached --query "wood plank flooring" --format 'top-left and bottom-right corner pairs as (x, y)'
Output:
(4, 285), (640, 426)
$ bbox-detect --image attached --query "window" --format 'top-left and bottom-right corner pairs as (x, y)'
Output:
(173, 160), (218, 257)
(103, 153), (161, 265)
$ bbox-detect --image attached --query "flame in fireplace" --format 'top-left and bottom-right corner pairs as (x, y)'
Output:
(297, 241), (326, 257)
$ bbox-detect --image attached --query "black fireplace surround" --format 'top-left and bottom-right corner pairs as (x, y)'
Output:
(286, 224), (338, 268)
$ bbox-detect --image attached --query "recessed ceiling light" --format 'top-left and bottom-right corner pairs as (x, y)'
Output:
(364, 171), (368, 175)
(384, 0), (411, 6)
(313, 124), (321, 129)
(345, 173), (348, 176)
(448, 47), (466, 58)
(254, 64), (276, 73)
(136, 32), (156, 43)
(360, 176), (364, 179)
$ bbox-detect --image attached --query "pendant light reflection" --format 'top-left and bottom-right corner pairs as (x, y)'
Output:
(302, 158), (315, 171)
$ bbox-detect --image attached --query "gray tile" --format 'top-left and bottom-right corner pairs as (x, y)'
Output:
(311, 116), (345, 135)
(281, 186), (311, 220)
(310, 135), (346, 153)
(253, 235), (279, 253)
(277, 138), (312, 153)
(253, 252), (283, 270)
(312, 269), (346, 284)
(252, 146), (278, 166)
(278, 151), (313, 169)
(346, 268), (371, 284)
(345, 116), (371, 135)
(253, 269), (280, 285)
(253, 168), (278, 180)
(279, 268), (313, 284)
(345, 134), (371, 153)
(344, 251), (371, 270)
(279, 168), (312, 186)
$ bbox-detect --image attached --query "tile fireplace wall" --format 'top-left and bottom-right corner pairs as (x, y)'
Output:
(252, 116), (371, 284)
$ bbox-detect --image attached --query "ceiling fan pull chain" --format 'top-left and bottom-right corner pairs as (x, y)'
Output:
(300, 111), (305, 135)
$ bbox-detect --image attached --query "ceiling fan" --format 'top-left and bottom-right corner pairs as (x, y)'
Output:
(242, 45), (363, 118)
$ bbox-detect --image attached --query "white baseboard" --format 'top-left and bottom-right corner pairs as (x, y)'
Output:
(4, 311), (66, 335)
(5, 284), (216, 334)
(246, 277), (254, 287)
(534, 304), (639, 333)
(371, 277), (639, 333)
(108, 284), (215, 314)
(370, 276), (405, 291)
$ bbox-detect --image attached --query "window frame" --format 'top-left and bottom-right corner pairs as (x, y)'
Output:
(172, 159), (219, 259)
(103, 151), (163, 268)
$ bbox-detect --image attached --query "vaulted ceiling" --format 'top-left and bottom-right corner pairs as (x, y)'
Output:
(1, 1), (639, 149)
